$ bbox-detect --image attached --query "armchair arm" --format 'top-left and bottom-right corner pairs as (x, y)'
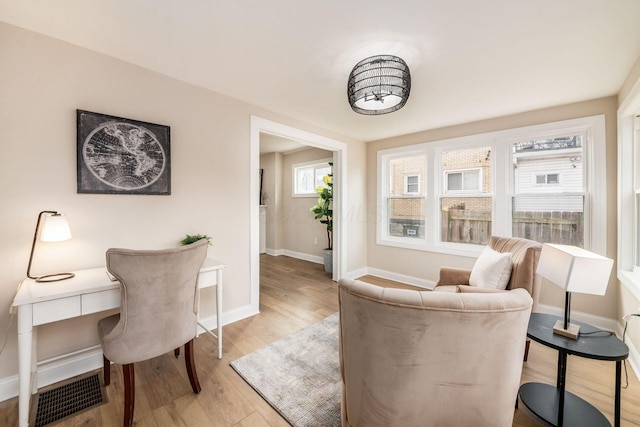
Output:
(435, 267), (472, 288)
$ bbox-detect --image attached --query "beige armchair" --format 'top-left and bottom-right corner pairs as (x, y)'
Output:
(338, 278), (532, 427)
(339, 279), (532, 427)
(98, 240), (208, 427)
(434, 236), (541, 360)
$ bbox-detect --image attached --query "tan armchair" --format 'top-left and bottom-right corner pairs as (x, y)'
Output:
(434, 236), (541, 361)
(435, 236), (542, 310)
(98, 240), (208, 427)
(338, 278), (532, 427)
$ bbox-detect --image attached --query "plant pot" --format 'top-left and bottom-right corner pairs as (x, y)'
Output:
(323, 249), (333, 274)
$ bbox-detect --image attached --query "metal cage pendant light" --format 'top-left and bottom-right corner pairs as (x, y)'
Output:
(347, 55), (411, 115)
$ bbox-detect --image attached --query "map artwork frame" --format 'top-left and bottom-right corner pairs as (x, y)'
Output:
(76, 110), (171, 195)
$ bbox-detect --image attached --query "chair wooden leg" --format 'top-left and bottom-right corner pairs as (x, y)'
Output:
(123, 364), (135, 427)
(103, 355), (111, 386)
(524, 339), (531, 362)
(184, 339), (201, 394)
(174, 348), (180, 358)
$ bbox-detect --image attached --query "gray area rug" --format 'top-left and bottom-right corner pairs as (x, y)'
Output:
(230, 313), (341, 427)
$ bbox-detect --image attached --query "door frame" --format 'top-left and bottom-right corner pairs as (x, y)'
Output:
(250, 116), (347, 313)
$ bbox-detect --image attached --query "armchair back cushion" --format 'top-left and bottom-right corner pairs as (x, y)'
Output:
(436, 236), (542, 311)
(99, 240), (208, 365)
(339, 278), (532, 427)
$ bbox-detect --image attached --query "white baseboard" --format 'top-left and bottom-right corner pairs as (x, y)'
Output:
(0, 303), (260, 403)
(535, 304), (618, 333)
(264, 248), (323, 265)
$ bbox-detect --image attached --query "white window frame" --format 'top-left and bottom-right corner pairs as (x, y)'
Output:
(404, 174), (420, 195)
(618, 75), (640, 300)
(377, 115), (607, 257)
(292, 158), (332, 197)
(444, 168), (482, 193)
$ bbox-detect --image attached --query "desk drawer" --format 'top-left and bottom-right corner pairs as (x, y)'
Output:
(82, 289), (120, 314)
(198, 270), (218, 289)
(33, 297), (81, 325)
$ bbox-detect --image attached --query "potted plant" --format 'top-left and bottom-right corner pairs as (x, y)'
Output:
(310, 163), (333, 273)
(180, 234), (212, 246)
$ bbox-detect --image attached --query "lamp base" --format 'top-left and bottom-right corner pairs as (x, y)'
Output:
(553, 319), (580, 339)
(35, 272), (75, 283)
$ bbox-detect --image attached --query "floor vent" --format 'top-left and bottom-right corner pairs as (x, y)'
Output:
(33, 373), (104, 426)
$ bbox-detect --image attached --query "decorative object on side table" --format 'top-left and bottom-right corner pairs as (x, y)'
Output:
(27, 210), (75, 282)
(180, 234), (212, 246)
(310, 162), (333, 273)
(76, 109), (171, 195)
(536, 243), (613, 339)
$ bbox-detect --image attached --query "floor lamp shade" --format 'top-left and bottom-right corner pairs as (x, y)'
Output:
(536, 243), (613, 338)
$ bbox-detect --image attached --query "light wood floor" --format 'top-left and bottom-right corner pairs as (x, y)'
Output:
(1, 255), (639, 426)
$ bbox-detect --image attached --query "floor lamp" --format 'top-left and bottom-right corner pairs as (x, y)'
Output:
(26, 210), (75, 282)
(536, 243), (613, 339)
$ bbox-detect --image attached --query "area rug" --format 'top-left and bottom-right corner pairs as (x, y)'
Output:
(230, 313), (341, 427)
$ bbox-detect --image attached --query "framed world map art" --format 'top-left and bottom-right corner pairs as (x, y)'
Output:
(76, 110), (171, 195)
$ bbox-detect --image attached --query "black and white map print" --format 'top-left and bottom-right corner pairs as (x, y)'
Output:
(77, 110), (171, 195)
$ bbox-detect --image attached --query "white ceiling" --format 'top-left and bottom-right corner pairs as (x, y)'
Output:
(2, 1), (640, 142)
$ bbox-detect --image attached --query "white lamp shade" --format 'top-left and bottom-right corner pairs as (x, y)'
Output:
(536, 243), (613, 296)
(40, 214), (72, 242)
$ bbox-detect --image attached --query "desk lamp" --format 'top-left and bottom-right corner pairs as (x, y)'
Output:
(536, 243), (613, 339)
(26, 210), (75, 282)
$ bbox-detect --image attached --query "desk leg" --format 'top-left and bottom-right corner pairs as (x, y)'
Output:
(17, 305), (33, 427)
(615, 361), (621, 427)
(216, 269), (223, 359)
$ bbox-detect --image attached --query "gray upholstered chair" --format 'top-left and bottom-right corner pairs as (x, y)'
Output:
(434, 235), (542, 360)
(98, 240), (208, 427)
(338, 278), (532, 427)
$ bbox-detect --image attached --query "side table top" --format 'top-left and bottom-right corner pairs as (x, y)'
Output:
(527, 313), (628, 361)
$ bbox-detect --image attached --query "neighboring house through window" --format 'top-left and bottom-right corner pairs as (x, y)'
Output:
(377, 115), (606, 256)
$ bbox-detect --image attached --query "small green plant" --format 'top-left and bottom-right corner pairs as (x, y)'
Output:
(180, 234), (212, 246)
(310, 162), (333, 250)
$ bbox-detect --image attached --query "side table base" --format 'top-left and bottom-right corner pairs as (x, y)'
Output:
(519, 383), (610, 427)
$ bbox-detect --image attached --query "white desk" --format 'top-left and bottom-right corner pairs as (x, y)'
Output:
(11, 258), (225, 427)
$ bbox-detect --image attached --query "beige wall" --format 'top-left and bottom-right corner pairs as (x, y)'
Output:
(259, 151), (283, 251)
(366, 96), (619, 320)
(0, 22), (367, 383)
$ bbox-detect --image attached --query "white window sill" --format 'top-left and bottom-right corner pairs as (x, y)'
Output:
(619, 270), (640, 302)
(376, 238), (483, 258)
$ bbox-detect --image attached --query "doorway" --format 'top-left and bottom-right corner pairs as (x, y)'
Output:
(250, 116), (347, 315)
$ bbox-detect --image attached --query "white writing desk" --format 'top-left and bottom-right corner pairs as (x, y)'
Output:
(11, 258), (225, 427)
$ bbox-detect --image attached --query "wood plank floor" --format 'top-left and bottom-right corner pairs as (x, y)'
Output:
(1, 255), (639, 426)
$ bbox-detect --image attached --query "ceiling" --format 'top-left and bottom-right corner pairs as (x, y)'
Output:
(2, 1), (640, 142)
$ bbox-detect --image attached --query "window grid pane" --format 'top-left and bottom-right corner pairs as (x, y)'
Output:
(386, 154), (426, 240)
(512, 135), (584, 247)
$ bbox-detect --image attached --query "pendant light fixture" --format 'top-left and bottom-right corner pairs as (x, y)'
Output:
(347, 55), (411, 115)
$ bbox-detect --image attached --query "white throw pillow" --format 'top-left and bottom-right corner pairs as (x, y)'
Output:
(469, 246), (512, 290)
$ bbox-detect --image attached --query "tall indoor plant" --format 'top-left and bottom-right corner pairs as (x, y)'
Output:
(310, 163), (333, 273)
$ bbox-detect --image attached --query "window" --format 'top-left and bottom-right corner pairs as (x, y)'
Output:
(377, 115), (606, 256)
(404, 175), (420, 194)
(445, 169), (482, 192)
(512, 135), (585, 248)
(380, 152), (427, 242)
(617, 81), (640, 299)
(293, 159), (331, 197)
(535, 173), (559, 185)
(440, 148), (492, 245)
